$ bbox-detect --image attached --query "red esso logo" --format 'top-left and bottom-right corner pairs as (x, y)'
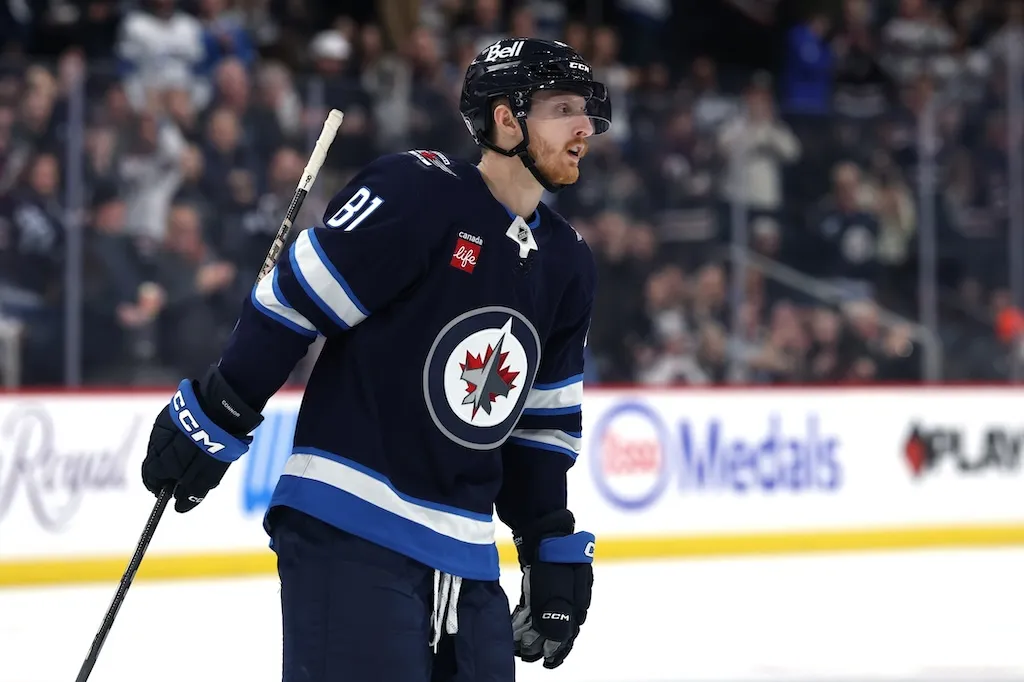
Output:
(596, 411), (665, 506)
(601, 431), (661, 475)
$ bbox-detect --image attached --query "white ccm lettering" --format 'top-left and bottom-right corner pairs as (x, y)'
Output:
(172, 390), (226, 455)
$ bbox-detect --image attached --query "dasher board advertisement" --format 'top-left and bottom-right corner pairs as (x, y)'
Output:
(574, 387), (1024, 536)
(2, 387), (1024, 576)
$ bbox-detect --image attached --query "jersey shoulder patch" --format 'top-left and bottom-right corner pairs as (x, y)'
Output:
(406, 149), (458, 177)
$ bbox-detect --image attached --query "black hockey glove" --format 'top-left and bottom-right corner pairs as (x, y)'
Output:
(511, 509), (595, 669)
(141, 366), (263, 513)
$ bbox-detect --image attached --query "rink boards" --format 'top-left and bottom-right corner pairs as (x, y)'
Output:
(1, 385), (1024, 587)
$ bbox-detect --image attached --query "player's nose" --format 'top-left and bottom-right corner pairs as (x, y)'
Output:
(574, 115), (594, 138)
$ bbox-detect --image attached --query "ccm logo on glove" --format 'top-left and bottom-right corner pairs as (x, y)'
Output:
(169, 379), (247, 462)
(541, 612), (570, 621)
(172, 390), (226, 456)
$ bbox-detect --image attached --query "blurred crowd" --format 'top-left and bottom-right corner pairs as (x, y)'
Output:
(2, 0), (1024, 387)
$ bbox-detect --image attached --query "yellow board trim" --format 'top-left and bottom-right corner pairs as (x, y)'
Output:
(4, 524), (1024, 589)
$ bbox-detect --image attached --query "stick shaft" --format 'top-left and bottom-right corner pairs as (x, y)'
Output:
(258, 109), (345, 282)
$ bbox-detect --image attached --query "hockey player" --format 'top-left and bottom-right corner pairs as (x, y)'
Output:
(142, 37), (609, 681)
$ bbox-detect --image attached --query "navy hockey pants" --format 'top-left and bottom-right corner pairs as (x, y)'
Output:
(270, 507), (515, 682)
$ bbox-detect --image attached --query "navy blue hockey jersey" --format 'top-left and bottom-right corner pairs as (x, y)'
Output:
(217, 150), (596, 581)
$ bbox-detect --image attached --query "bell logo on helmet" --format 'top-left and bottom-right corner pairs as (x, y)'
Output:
(483, 40), (525, 62)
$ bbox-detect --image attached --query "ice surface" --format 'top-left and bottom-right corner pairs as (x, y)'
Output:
(2, 552), (1024, 682)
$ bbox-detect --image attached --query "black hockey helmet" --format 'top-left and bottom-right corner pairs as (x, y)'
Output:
(459, 37), (612, 193)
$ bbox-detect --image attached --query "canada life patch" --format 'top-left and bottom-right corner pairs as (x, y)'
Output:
(451, 232), (482, 273)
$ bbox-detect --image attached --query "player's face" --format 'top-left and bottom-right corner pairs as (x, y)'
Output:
(526, 91), (595, 185)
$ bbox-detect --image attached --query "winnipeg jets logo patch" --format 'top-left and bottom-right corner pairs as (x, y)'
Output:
(459, 317), (520, 419)
(423, 307), (541, 450)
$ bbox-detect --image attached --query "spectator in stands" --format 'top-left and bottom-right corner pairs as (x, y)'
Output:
(119, 106), (188, 244)
(83, 119), (120, 197)
(197, 0), (257, 76)
(877, 321), (923, 381)
(643, 105), (721, 269)
(359, 22), (413, 153)
(406, 27), (467, 157)
(254, 60), (304, 144)
(209, 56), (286, 163)
(881, 0), (959, 88)
(718, 72), (802, 216)
(173, 143), (209, 214)
(832, 0), (894, 120)
(152, 202), (237, 378)
(806, 306), (845, 382)
(587, 210), (653, 382)
(116, 0), (206, 111)
(780, 10), (836, 116)
(870, 163), (916, 297)
(199, 106), (260, 231)
(809, 160), (881, 300)
(688, 56), (739, 134)
(589, 25), (632, 145)
(81, 184), (163, 383)
(308, 29), (376, 174)
(12, 66), (61, 157)
(0, 149), (65, 384)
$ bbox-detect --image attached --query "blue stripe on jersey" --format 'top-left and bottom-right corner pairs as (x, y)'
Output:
(306, 230), (371, 317)
(514, 410), (582, 434)
(267, 449), (500, 581)
(289, 230), (370, 330)
(250, 267), (318, 338)
(533, 373), (584, 390)
(507, 428), (582, 460)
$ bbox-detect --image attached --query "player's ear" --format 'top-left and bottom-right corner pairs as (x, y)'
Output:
(490, 97), (521, 147)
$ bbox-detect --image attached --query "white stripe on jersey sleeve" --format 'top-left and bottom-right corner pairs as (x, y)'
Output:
(523, 374), (583, 415)
(290, 229), (370, 329)
(251, 267), (318, 337)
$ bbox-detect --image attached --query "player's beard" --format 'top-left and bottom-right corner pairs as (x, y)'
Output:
(528, 135), (587, 186)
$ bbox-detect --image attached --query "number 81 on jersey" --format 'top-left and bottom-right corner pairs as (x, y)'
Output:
(326, 187), (384, 231)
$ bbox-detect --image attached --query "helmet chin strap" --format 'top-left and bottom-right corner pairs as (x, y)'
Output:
(479, 113), (568, 195)
(513, 116), (566, 193)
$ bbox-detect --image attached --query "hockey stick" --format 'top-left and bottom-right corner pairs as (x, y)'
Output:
(73, 109), (345, 682)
